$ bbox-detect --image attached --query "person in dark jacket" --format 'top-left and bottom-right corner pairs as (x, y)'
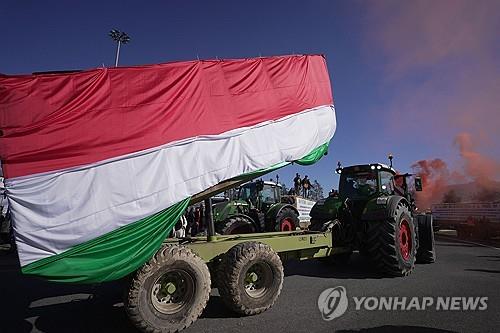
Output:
(192, 207), (201, 236)
(302, 175), (312, 198)
(293, 173), (302, 195)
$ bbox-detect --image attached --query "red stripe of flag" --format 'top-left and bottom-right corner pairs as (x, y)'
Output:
(0, 55), (332, 178)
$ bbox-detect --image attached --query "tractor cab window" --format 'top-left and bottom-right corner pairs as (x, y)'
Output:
(260, 185), (276, 204)
(340, 172), (377, 198)
(393, 175), (406, 196)
(238, 184), (256, 203)
(380, 171), (394, 195)
(274, 186), (282, 202)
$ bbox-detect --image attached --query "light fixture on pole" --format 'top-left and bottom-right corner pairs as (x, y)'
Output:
(109, 29), (131, 67)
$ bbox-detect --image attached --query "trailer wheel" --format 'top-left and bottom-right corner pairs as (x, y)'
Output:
(217, 216), (257, 235)
(217, 242), (283, 315)
(365, 202), (417, 276)
(276, 208), (299, 231)
(125, 245), (211, 333)
(416, 214), (436, 264)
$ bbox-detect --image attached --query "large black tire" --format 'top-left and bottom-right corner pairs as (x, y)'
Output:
(216, 216), (257, 235)
(275, 208), (299, 232)
(217, 242), (283, 315)
(416, 214), (436, 264)
(365, 202), (417, 276)
(319, 251), (352, 266)
(126, 245), (211, 333)
(308, 218), (331, 232)
(358, 243), (370, 257)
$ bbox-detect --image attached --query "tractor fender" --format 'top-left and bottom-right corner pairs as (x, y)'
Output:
(224, 213), (260, 230)
(385, 195), (410, 219)
(266, 203), (299, 221)
(362, 195), (409, 221)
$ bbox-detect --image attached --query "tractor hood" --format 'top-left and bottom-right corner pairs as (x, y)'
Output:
(310, 196), (343, 221)
(213, 200), (249, 223)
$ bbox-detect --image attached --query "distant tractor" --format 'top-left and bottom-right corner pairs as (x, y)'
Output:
(309, 161), (435, 276)
(213, 180), (305, 234)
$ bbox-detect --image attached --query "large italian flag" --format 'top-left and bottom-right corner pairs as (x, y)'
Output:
(0, 55), (336, 283)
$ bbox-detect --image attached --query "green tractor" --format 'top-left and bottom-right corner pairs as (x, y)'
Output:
(213, 180), (300, 234)
(309, 160), (435, 276)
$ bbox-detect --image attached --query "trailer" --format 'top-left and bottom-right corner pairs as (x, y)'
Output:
(0, 54), (434, 333)
(432, 202), (500, 239)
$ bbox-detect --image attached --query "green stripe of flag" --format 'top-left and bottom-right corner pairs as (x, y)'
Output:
(21, 142), (329, 283)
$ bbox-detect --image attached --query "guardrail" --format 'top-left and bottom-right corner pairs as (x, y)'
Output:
(431, 202), (500, 223)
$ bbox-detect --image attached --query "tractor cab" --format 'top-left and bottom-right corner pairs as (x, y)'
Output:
(337, 163), (422, 202)
(237, 180), (282, 214)
(311, 161), (423, 225)
(338, 164), (395, 200)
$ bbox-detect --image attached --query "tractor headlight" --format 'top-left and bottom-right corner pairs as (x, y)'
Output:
(370, 165), (376, 170)
(376, 165), (382, 170)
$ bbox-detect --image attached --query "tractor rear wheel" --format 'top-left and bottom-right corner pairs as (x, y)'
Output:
(416, 214), (436, 264)
(365, 202), (417, 276)
(217, 216), (257, 235)
(125, 245), (211, 333)
(275, 208), (299, 232)
(217, 242), (283, 315)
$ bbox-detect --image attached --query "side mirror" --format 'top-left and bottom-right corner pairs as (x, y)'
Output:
(414, 177), (423, 192)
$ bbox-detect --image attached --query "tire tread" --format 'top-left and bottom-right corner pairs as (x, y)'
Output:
(125, 245), (211, 333)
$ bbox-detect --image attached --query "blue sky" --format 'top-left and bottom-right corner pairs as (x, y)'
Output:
(1, 1), (498, 193)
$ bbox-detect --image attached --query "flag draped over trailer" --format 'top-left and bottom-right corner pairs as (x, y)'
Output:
(0, 55), (336, 283)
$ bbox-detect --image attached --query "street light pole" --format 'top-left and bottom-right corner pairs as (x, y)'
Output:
(115, 40), (121, 67)
(109, 29), (131, 67)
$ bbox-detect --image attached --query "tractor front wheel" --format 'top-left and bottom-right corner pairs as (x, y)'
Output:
(365, 203), (417, 276)
(217, 242), (283, 315)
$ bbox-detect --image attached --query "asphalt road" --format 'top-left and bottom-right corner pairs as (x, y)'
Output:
(1, 235), (499, 333)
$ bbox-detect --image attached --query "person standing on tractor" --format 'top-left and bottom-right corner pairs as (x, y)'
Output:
(293, 173), (302, 195)
(302, 175), (312, 198)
